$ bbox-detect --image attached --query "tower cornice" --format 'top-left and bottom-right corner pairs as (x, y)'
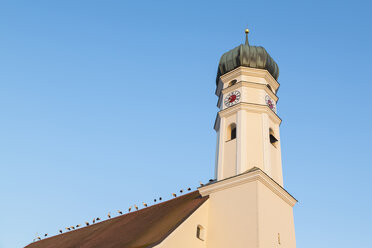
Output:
(199, 168), (297, 207)
(214, 102), (281, 131)
(221, 81), (278, 102)
(216, 66), (280, 97)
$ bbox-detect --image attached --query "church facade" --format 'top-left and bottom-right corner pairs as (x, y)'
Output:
(26, 30), (297, 248)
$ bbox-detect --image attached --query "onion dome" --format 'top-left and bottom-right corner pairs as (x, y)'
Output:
(216, 29), (279, 83)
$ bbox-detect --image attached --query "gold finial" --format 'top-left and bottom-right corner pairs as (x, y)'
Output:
(245, 28), (249, 45)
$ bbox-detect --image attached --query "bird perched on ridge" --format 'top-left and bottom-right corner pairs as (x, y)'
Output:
(154, 199), (157, 202)
(44, 234), (48, 237)
(85, 222), (89, 226)
(172, 193), (177, 197)
(108, 212), (111, 218)
(180, 189), (183, 193)
(93, 218), (96, 224)
(59, 230), (62, 234)
(143, 202), (148, 207)
(209, 179), (214, 182)
(71, 226), (75, 230)
(37, 237), (41, 241)
(128, 206), (132, 212)
(159, 197), (162, 201)
(96, 217), (100, 221)
(134, 205), (138, 210)
(199, 181), (204, 186)
(187, 187), (191, 191)
(76, 224), (81, 228)
(66, 227), (71, 231)
(118, 210), (123, 215)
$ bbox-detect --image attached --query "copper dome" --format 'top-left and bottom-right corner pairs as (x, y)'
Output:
(216, 31), (279, 83)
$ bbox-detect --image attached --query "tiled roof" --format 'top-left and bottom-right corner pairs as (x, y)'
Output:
(25, 191), (208, 248)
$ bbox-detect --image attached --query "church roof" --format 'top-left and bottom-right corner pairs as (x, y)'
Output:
(25, 191), (208, 248)
(216, 30), (279, 83)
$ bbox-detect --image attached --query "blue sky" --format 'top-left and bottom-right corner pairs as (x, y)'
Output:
(1, 0), (371, 247)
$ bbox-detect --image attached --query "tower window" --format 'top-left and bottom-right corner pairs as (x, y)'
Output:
(228, 79), (237, 87)
(269, 128), (278, 147)
(196, 225), (205, 241)
(231, 127), (236, 139)
(227, 123), (237, 141)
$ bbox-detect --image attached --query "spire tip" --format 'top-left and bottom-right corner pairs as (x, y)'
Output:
(245, 28), (249, 45)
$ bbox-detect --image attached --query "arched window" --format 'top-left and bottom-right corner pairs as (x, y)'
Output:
(269, 128), (278, 147)
(228, 79), (237, 87)
(196, 225), (205, 241)
(227, 123), (236, 141)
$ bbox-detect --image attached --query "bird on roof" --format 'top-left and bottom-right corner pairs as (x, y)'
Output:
(118, 210), (123, 215)
(96, 217), (100, 221)
(85, 221), (89, 226)
(134, 204), (138, 210)
(187, 187), (191, 191)
(209, 179), (214, 182)
(143, 202), (148, 207)
(59, 230), (62, 234)
(128, 206), (132, 212)
(154, 199), (157, 202)
(159, 197), (162, 201)
(37, 237), (41, 241)
(76, 224), (80, 228)
(199, 181), (204, 186)
(44, 234), (48, 237)
(180, 189), (183, 193)
(172, 193), (177, 197)
(93, 218), (96, 224)
(71, 226), (75, 230)
(108, 212), (111, 218)
(66, 227), (71, 231)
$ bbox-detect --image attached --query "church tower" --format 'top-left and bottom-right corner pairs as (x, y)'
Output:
(214, 29), (283, 186)
(199, 29), (297, 248)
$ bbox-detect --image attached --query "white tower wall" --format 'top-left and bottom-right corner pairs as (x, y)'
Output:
(215, 67), (283, 186)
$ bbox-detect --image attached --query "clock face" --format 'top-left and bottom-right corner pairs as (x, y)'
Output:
(265, 95), (276, 113)
(224, 91), (241, 107)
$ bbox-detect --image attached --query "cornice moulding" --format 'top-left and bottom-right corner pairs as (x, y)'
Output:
(218, 102), (282, 124)
(199, 169), (297, 207)
(221, 81), (279, 102)
(220, 67), (280, 90)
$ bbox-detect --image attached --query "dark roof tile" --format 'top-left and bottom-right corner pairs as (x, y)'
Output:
(25, 191), (208, 248)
